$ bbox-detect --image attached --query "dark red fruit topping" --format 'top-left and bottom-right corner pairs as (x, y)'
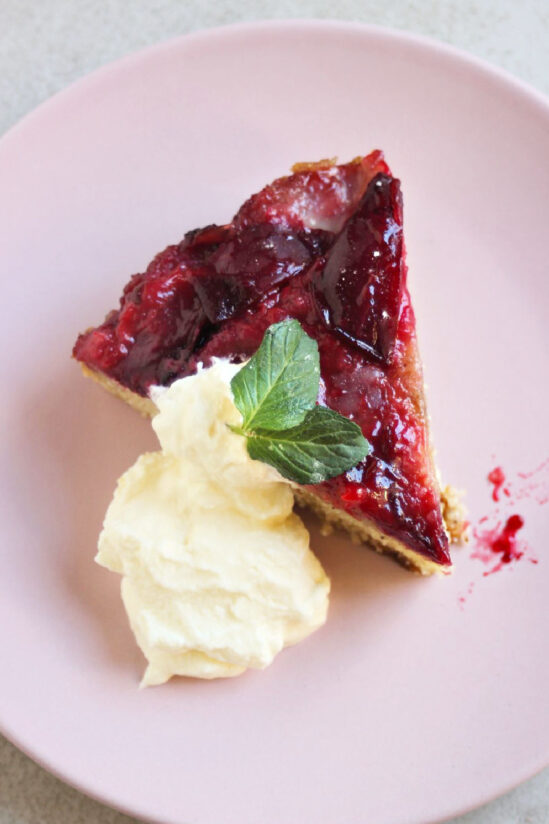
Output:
(74, 152), (450, 566)
(194, 223), (331, 323)
(312, 173), (404, 363)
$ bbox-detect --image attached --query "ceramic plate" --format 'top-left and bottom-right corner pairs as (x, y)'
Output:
(1, 20), (548, 824)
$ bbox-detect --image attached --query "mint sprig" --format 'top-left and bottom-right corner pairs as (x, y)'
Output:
(230, 318), (319, 432)
(247, 406), (369, 485)
(230, 320), (370, 484)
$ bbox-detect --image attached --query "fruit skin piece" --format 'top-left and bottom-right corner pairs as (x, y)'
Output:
(73, 152), (453, 569)
(311, 173), (404, 365)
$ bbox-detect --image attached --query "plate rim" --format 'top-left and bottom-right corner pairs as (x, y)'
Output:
(1, 18), (549, 824)
(2, 17), (549, 152)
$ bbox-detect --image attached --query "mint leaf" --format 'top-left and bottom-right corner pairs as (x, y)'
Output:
(229, 319), (371, 484)
(246, 406), (370, 485)
(230, 319), (319, 432)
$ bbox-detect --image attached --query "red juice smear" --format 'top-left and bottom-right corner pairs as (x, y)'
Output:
(502, 460), (549, 505)
(464, 459), (546, 589)
(472, 514), (525, 576)
(513, 459), (549, 505)
(457, 581), (475, 610)
(518, 457), (549, 480)
(487, 466), (510, 501)
(490, 514), (524, 563)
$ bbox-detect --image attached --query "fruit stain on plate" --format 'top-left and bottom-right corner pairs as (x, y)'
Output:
(487, 460), (549, 505)
(471, 460), (548, 575)
(457, 581), (475, 610)
(471, 513), (529, 576)
(486, 466), (510, 502)
(458, 460), (547, 603)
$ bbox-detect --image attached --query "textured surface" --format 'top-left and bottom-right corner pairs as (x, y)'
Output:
(1, 2), (549, 823)
(1, 0), (549, 136)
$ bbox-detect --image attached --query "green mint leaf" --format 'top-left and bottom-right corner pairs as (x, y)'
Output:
(246, 406), (370, 485)
(230, 319), (320, 432)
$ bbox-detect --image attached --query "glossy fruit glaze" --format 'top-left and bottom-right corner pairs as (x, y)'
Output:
(74, 152), (450, 565)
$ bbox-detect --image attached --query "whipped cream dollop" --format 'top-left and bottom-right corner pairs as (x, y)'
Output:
(96, 361), (330, 685)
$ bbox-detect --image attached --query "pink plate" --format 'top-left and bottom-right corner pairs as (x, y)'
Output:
(1, 20), (548, 824)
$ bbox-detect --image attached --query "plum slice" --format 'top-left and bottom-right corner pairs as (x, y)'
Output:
(192, 223), (330, 323)
(311, 173), (404, 364)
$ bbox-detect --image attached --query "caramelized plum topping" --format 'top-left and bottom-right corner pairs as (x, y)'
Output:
(193, 224), (330, 323)
(312, 173), (404, 364)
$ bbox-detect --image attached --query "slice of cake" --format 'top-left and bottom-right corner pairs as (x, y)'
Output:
(74, 152), (463, 574)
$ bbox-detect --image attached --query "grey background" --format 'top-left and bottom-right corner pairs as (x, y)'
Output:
(1, 1), (548, 822)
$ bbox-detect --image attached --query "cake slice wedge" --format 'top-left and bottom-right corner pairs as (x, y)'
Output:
(74, 152), (463, 574)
